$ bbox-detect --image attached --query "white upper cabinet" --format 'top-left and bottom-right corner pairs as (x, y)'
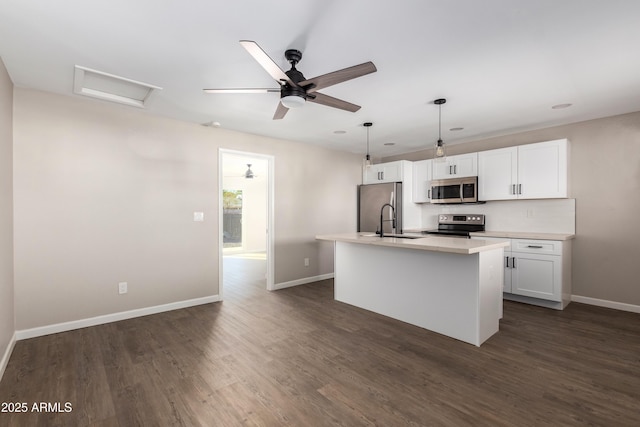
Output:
(431, 153), (478, 180)
(363, 161), (404, 184)
(412, 159), (432, 203)
(478, 139), (568, 201)
(478, 147), (518, 200)
(517, 139), (568, 199)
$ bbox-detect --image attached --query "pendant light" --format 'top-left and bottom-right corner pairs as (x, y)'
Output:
(434, 98), (447, 159)
(363, 122), (373, 169)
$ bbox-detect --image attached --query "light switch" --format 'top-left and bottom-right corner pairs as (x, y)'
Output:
(194, 212), (204, 222)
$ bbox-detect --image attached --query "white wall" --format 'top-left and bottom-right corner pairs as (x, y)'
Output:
(13, 88), (361, 331)
(0, 58), (15, 378)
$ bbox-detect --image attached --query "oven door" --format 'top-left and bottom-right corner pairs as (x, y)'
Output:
(430, 177), (478, 204)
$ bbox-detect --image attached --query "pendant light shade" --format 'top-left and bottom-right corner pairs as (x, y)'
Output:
(434, 98), (447, 159)
(363, 122), (373, 169)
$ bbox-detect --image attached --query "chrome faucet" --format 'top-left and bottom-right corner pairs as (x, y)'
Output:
(378, 203), (396, 237)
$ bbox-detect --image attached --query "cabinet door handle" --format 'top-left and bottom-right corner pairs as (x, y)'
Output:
(527, 245), (543, 249)
(428, 189), (431, 199)
(512, 257), (516, 268)
(454, 165), (457, 174)
(512, 184), (516, 195)
(505, 256), (510, 268)
(449, 165), (453, 175)
(518, 184), (522, 194)
(381, 171), (384, 180)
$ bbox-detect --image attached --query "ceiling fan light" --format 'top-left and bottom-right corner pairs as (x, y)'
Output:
(245, 164), (254, 179)
(280, 95), (305, 109)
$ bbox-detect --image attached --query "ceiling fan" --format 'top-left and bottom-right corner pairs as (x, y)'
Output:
(204, 40), (377, 120)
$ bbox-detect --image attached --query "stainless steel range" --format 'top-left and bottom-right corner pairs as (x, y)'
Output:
(422, 214), (485, 238)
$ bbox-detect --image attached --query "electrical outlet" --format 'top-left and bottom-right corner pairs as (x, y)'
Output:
(118, 282), (128, 294)
(193, 212), (204, 222)
(304, 257), (310, 267)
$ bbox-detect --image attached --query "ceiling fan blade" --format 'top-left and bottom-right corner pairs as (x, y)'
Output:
(299, 62), (377, 93)
(203, 88), (280, 93)
(273, 102), (289, 120)
(240, 40), (296, 86)
(307, 92), (361, 112)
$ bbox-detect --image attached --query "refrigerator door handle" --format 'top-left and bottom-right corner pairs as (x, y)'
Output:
(390, 191), (395, 230)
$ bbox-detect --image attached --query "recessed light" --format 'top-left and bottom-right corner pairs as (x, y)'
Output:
(551, 103), (572, 109)
(201, 121), (221, 127)
(333, 130), (346, 134)
(450, 127), (464, 131)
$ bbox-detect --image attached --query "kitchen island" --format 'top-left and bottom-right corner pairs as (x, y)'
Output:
(315, 233), (510, 346)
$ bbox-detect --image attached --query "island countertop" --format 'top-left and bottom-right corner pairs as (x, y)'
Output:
(315, 233), (510, 255)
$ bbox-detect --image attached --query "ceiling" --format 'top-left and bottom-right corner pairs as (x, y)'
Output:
(2, 0), (640, 157)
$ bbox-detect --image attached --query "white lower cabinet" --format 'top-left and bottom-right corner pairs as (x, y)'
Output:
(472, 236), (572, 309)
(510, 251), (561, 301)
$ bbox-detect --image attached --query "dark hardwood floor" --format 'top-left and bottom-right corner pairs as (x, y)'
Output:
(1, 257), (640, 426)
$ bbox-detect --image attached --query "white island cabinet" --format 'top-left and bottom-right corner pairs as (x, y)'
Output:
(316, 233), (509, 346)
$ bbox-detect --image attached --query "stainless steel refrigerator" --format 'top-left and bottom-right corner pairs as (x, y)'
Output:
(357, 182), (403, 234)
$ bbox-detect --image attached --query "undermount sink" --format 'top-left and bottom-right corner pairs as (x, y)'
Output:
(362, 233), (421, 239)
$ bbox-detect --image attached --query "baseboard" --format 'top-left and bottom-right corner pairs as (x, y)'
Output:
(571, 295), (640, 314)
(273, 273), (334, 291)
(0, 332), (16, 382)
(15, 294), (221, 341)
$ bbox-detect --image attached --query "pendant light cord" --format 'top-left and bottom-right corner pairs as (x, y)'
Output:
(438, 103), (442, 142)
(366, 126), (370, 155)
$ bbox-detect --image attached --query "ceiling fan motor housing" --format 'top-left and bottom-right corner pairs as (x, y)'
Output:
(283, 51), (309, 101)
(281, 84), (307, 100)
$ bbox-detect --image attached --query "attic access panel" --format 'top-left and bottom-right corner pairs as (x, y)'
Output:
(73, 65), (162, 108)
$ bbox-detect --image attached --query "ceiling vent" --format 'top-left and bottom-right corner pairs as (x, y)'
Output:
(73, 65), (162, 108)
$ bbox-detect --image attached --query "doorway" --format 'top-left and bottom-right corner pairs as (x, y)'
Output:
(219, 149), (274, 299)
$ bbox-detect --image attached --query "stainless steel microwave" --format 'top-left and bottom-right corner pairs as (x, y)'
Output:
(430, 176), (478, 204)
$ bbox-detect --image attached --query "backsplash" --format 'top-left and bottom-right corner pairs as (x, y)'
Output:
(420, 199), (576, 234)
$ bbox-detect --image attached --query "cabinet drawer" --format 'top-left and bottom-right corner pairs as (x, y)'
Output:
(511, 239), (561, 255)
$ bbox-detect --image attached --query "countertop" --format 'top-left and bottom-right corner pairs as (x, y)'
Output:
(469, 231), (575, 241)
(404, 229), (576, 241)
(315, 233), (510, 255)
